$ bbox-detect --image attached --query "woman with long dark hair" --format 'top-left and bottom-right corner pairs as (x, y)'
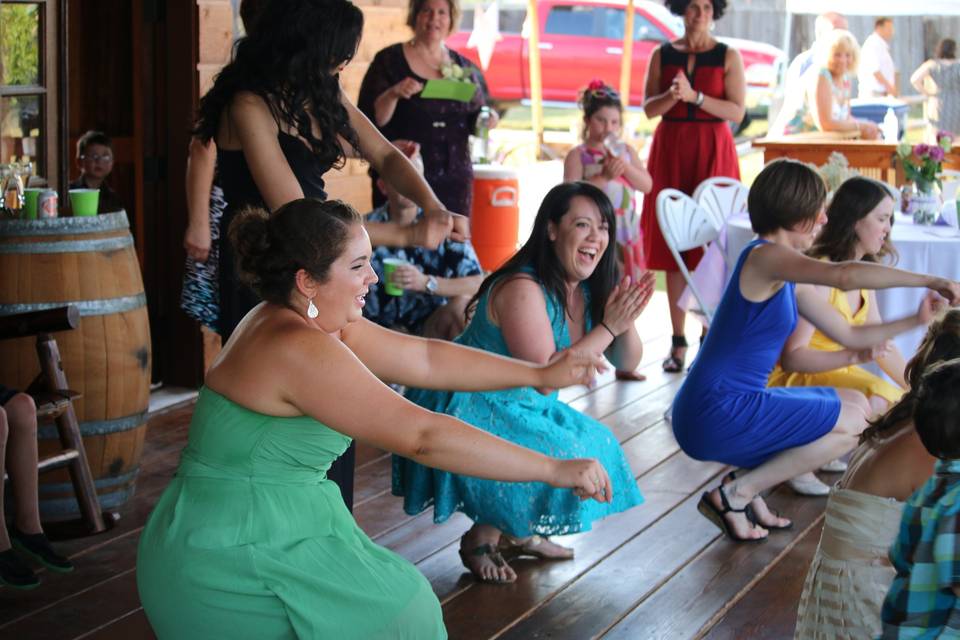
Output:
(396, 182), (653, 584)
(195, 0), (467, 509)
(195, 0), (466, 343)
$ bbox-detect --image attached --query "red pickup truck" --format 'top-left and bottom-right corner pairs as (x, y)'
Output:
(446, 0), (785, 114)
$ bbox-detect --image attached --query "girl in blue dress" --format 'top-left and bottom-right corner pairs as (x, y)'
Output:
(674, 159), (960, 542)
(397, 182), (655, 583)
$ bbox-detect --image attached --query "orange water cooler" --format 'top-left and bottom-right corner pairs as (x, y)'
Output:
(470, 165), (519, 271)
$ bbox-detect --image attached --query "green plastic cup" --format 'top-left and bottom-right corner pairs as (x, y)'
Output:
(22, 188), (43, 219)
(382, 258), (406, 296)
(69, 188), (100, 217)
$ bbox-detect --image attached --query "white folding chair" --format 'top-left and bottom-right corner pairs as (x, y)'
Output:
(692, 177), (749, 271)
(656, 188), (728, 325)
(942, 169), (960, 204)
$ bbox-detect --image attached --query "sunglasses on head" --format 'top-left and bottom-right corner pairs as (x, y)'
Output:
(589, 87), (620, 100)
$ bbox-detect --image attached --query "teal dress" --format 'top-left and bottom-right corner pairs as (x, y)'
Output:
(137, 388), (446, 640)
(395, 275), (644, 537)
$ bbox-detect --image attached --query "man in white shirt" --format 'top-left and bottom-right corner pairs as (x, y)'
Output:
(859, 17), (898, 97)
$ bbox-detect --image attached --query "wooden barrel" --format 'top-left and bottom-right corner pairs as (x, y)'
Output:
(0, 211), (151, 521)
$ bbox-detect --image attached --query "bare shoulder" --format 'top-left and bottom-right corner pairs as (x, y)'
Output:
(489, 274), (546, 323)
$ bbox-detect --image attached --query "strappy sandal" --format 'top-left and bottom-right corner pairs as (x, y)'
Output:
(662, 335), (688, 373)
(697, 485), (768, 543)
(458, 543), (516, 584)
(498, 535), (574, 560)
(722, 471), (793, 531)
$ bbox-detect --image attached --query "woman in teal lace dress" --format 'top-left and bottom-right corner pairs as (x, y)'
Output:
(137, 198), (615, 639)
(397, 182), (654, 583)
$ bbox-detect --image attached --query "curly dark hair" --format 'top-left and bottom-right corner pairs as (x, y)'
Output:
(665, 0), (726, 20)
(466, 181), (618, 329)
(194, 0), (363, 172)
(808, 176), (898, 265)
(230, 198), (362, 307)
(861, 309), (960, 445)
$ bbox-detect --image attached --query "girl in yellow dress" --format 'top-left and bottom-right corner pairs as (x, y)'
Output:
(769, 177), (939, 495)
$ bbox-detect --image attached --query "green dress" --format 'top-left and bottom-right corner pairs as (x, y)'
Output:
(137, 387), (445, 639)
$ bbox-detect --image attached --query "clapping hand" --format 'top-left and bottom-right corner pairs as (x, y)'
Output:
(670, 71), (695, 103)
(411, 209), (470, 248)
(602, 271), (656, 337)
(540, 349), (608, 390)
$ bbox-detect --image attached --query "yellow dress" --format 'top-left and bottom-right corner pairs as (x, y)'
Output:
(768, 287), (904, 404)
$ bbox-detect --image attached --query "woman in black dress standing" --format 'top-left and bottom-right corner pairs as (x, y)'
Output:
(194, 0), (465, 510)
(359, 0), (498, 216)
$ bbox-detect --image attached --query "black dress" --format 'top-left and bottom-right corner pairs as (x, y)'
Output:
(215, 131), (357, 511)
(358, 43), (491, 217)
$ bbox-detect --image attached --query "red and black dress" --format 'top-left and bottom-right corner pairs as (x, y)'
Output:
(641, 41), (740, 271)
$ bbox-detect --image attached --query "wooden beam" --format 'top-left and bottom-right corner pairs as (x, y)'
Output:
(526, 0), (544, 159)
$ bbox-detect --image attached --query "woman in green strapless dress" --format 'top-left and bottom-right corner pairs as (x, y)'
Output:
(137, 198), (614, 639)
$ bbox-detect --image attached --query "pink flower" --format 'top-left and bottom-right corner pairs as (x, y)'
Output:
(938, 130), (955, 143)
(929, 146), (946, 162)
(587, 78), (606, 91)
(913, 143), (931, 158)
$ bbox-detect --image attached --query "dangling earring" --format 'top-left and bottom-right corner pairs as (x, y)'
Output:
(307, 298), (319, 319)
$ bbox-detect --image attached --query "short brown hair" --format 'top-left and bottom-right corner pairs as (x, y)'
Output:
(937, 38), (957, 60)
(407, 0), (460, 36)
(748, 159), (827, 235)
(875, 17), (892, 29)
(76, 130), (112, 159)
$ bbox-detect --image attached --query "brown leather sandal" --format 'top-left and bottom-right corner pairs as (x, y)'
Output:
(458, 543), (516, 584)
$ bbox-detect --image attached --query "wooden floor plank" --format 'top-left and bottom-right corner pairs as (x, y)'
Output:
(76, 610), (154, 640)
(600, 490), (827, 640)
(699, 521), (824, 640)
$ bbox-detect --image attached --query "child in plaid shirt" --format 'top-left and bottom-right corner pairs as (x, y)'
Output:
(880, 357), (960, 638)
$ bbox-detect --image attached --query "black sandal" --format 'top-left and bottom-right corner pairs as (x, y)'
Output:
(721, 472), (792, 531)
(697, 485), (768, 543)
(458, 543), (516, 584)
(662, 335), (688, 373)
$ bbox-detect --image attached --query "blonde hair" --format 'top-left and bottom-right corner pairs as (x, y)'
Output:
(816, 29), (860, 75)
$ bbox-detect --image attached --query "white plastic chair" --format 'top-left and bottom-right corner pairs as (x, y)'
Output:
(656, 188), (728, 324)
(692, 177), (749, 271)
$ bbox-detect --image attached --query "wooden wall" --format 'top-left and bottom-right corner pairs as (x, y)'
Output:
(196, 0), (411, 215)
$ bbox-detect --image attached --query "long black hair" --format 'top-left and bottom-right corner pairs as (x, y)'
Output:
(467, 181), (618, 328)
(194, 0), (363, 172)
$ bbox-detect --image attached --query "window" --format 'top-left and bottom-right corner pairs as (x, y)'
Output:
(595, 8), (670, 42)
(544, 6), (597, 37)
(459, 8), (526, 34)
(0, 0), (64, 189)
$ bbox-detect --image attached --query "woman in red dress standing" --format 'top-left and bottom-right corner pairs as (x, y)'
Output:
(641, 0), (745, 372)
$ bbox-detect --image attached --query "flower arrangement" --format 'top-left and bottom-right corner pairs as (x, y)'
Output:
(897, 131), (954, 192)
(816, 152), (859, 195)
(440, 62), (472, 83)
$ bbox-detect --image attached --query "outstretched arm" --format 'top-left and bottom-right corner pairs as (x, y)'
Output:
(284, 332), (612, 501)
(342, 317), (603, 392)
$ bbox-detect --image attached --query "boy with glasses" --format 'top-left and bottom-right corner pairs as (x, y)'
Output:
(69, 130), (124, 214)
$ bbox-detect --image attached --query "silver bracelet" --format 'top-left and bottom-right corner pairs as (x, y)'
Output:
(694, 91), (705, 107)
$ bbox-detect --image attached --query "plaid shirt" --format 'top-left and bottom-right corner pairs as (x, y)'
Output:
(881, 459), (960, 639)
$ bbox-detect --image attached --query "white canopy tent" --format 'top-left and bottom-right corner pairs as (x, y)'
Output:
(782, 1), (960, 62)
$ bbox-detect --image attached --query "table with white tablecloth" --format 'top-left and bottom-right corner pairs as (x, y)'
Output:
(723, 212), (960, 361)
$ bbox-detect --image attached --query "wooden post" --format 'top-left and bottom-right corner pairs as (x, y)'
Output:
(619, 0), (635, 105)
(526, 0), (544, 159)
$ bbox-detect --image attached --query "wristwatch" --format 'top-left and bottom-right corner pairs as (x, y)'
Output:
(694, 91), (705, 107)
(424, 276), (438, 295)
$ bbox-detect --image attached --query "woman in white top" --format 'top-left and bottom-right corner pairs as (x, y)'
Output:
(772, 30), (879, 139)
(794, 310), (960, 639)
(911, 38), (960, 142)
